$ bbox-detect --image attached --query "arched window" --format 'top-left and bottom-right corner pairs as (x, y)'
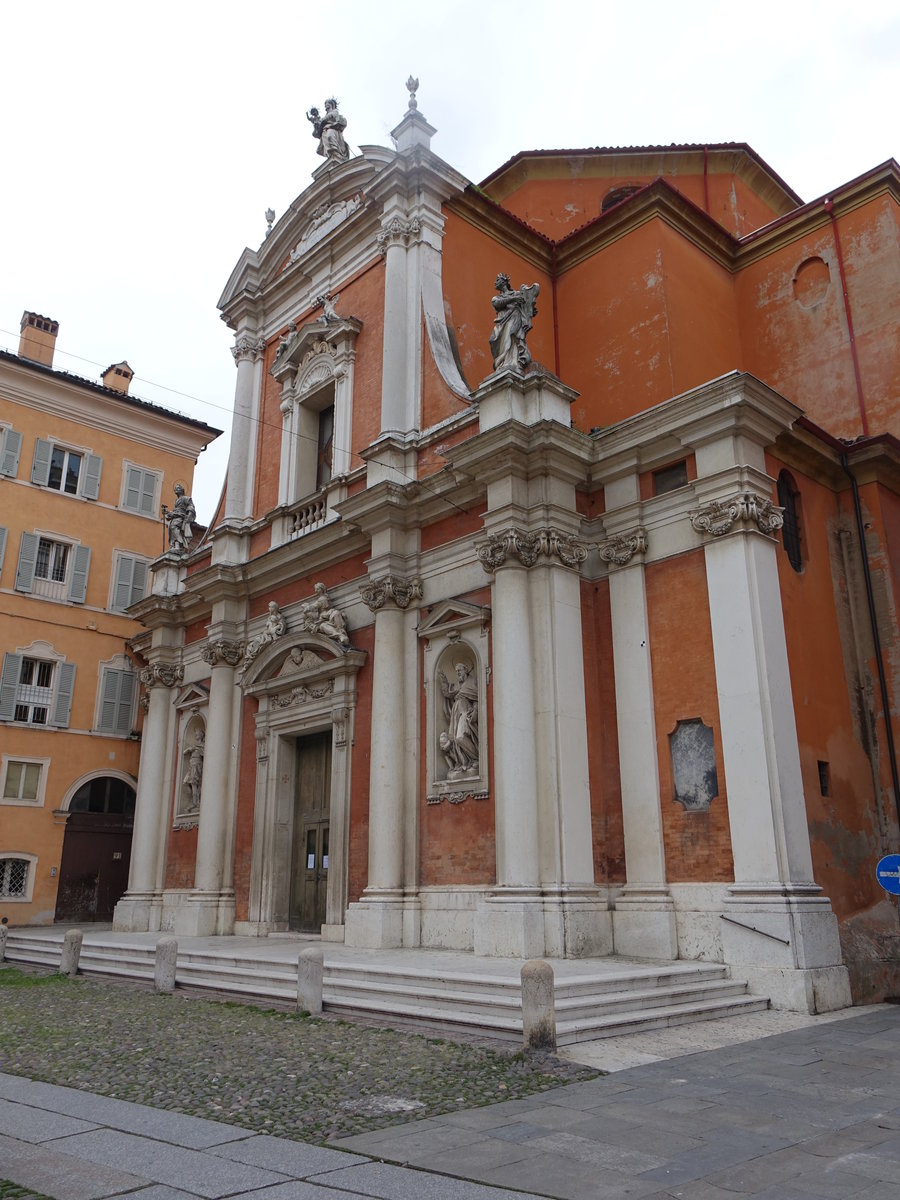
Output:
(777, 471), (803, 573)
(69, 776), (136, 815)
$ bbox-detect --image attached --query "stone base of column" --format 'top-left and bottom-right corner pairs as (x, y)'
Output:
(112, 891), (162, 933)
(321, 924), (346, 943)
(474, 889), (545, 958)
(541, 887), (613, 958)
(343, 890), (404, 949)
(613, 886), (679, 959)
(402, 893), (422, 948)
(159, 889), (235, 937)
(721, 884), (852, 1013)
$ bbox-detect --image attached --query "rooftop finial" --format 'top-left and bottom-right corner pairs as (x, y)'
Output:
(265, 208), (275, 238)
(406, 76), (419, 111)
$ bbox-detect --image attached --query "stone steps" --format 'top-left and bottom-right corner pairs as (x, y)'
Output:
(2, 930), (768, 1045)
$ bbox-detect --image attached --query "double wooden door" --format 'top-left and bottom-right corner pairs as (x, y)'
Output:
(289, 731), (331, 932)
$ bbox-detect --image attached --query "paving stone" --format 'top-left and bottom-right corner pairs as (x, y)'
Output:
(0, 1076), (248, 1150)
(833, 1150), (900, 1184)
(0, 1132), (148, 1200)
(209, 1133), (367, 1174)
(53, 1129), (289, 1198)
(475, 1153), (665, 1200)
(311, 1161), (551, 1199)
(0, 1098), (97, 1143)
(703, 1144), (827, 1192)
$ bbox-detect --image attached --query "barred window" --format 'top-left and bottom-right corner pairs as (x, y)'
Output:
(0, 858), (28, 898)
(777, 471), (803, 573)
(14, 658), (54, 724)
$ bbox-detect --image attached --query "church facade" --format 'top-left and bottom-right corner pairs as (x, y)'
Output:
(114, 90), (900, 1011)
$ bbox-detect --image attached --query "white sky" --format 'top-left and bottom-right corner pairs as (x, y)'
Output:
(1, 0), (897, 522)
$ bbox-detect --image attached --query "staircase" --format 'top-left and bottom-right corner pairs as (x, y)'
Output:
(2, 929), (767, 1045)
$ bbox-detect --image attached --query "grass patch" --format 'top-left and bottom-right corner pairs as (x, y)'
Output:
(0, 967), (68, 989)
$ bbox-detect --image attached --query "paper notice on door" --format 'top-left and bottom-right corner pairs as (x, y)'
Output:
(307, 853), (315, 869)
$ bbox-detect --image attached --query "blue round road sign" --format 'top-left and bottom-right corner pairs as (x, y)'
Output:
(875, 854), (900, 896)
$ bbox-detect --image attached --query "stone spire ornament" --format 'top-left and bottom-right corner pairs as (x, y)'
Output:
(406, 76), (419, 111)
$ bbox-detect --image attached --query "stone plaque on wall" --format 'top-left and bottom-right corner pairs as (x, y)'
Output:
(669, 718), (718, 812)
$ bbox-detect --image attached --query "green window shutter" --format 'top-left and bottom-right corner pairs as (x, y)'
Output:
(124, 466), (142, 511)
(130, 558), (148, 604)
(0, 429), (22, 477)
(67, 544), (91, 603)
(140, 470), (157, 514)
(82, 454), (102, 500)
(50, 661), (76, 728)
(115, 671), (135, 736)
(0, 653), (22, 720)
(0, 527), (7, 575)
(31, 438), (53, 485)
(113, 554), (135, 610)
(15, 532), (39, 592)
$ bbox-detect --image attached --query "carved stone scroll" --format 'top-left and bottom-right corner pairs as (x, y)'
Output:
(139, 663), (184, 690)
(597, 528), (648, 567)
(201, 640), (244, 668)
(376, 215), (421, 255)
(360, 575), (423, 611)
(476, 527), (588, 574)
(691, 493), (784, 539)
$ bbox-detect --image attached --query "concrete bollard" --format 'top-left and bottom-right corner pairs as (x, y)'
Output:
(297, 946), (324, 1015)
(155, 936), (178, 994)
(521, 959), (557, 1052)
(0, 926), (7, 962)
(60, 929), (83, 978)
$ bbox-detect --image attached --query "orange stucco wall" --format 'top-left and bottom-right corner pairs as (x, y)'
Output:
(645, 553), (733, 883)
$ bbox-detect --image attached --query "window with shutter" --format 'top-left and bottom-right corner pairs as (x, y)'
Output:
(122, 465), (160, 515)
(0, 429), (23, 478)
(0, 527), (7, 576)
(97, 667), (135, 736)
(112, 554), (149, 611)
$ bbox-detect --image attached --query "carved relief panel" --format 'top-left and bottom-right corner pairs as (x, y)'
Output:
(418, 600), (490, 806)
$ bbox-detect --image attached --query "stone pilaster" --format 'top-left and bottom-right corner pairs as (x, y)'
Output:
(694, 487), (851, 1011)
(225, 331), (265, 527)
(113, 661), (183, 932)
(344, 575), (422, 948)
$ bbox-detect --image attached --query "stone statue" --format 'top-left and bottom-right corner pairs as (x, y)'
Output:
(244, 602), (286, 664)
(307, 98), (349, 164)
(182, 728), (204, 812)
(439, 661), (479, 778)
(302, 583), (350, 647)
(164, 484), (196, 553)
(489, 273), (540, 373)
(316, 293), (340, 323)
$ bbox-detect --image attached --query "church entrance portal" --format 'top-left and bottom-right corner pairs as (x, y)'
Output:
(289, 731), (331, 931)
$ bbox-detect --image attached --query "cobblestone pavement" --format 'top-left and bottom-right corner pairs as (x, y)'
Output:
(0, 967), (595, 1143)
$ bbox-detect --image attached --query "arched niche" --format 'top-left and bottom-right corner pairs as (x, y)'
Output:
(172, 684), (209, 830)
(418, 599), (490, 806)
(241, 633), (366, 937)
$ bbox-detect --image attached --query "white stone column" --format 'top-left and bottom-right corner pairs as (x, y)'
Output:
(697, 494), (851, 1012)
(225, 332), (264, 523)
(113, 663), (181, 932)
(603, 523), (678, 959)
(530, 548), (612, 958)
(473, 549), (544, 958)
(344, 576), (421, 948)
(378, 213), (415, 436)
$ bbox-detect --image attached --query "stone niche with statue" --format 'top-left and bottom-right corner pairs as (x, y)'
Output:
(418, 600), (490, 806)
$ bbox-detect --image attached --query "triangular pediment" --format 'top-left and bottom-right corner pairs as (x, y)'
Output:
(174, 683), (210, 710)
(417, 599), (490, 640)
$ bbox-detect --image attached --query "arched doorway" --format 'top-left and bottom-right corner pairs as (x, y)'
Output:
(55, 775), (136, 922)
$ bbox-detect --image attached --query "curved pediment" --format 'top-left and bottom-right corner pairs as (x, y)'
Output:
(242, 632), (365, 695)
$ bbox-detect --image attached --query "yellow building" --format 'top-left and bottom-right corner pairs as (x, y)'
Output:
(0, 311), (219, 926)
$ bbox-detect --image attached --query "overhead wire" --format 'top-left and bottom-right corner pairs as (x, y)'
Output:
(0, 327), (481, 522)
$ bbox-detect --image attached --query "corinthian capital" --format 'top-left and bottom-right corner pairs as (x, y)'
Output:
(690, 492), (783, 539)
(596, 528), (648, 567)
(475, 527), (587, 574)
(231, 333), (266, 366)
(201, 640), (245, 668)
(139, 663), (184, 690)
(360, 575), (423, 611)
(376, 215), (421, 255)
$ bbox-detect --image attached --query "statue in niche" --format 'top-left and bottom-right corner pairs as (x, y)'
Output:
(164, 484), (196, 553)
(316, 292), (341, 323)
(244, 602), (286, 665)
(302, 583), (350, 647)
(307, 98), (349, 164)
(439, 660), (479, 778)
(489, 273), (540, 373)
(182, 727), (205, 813)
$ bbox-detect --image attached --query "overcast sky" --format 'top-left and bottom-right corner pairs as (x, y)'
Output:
(1, 0), (897, 521)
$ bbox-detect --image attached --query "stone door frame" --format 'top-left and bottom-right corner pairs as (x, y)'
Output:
(241, 635), (365, 938)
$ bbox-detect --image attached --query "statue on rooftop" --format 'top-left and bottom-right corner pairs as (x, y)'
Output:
(307, 98), (349, 165)
(164, 484), (196, 554)
(489, 273), (540, 373)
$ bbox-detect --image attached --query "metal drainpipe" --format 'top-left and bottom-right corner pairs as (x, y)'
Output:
(840, 452), (900, 842)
